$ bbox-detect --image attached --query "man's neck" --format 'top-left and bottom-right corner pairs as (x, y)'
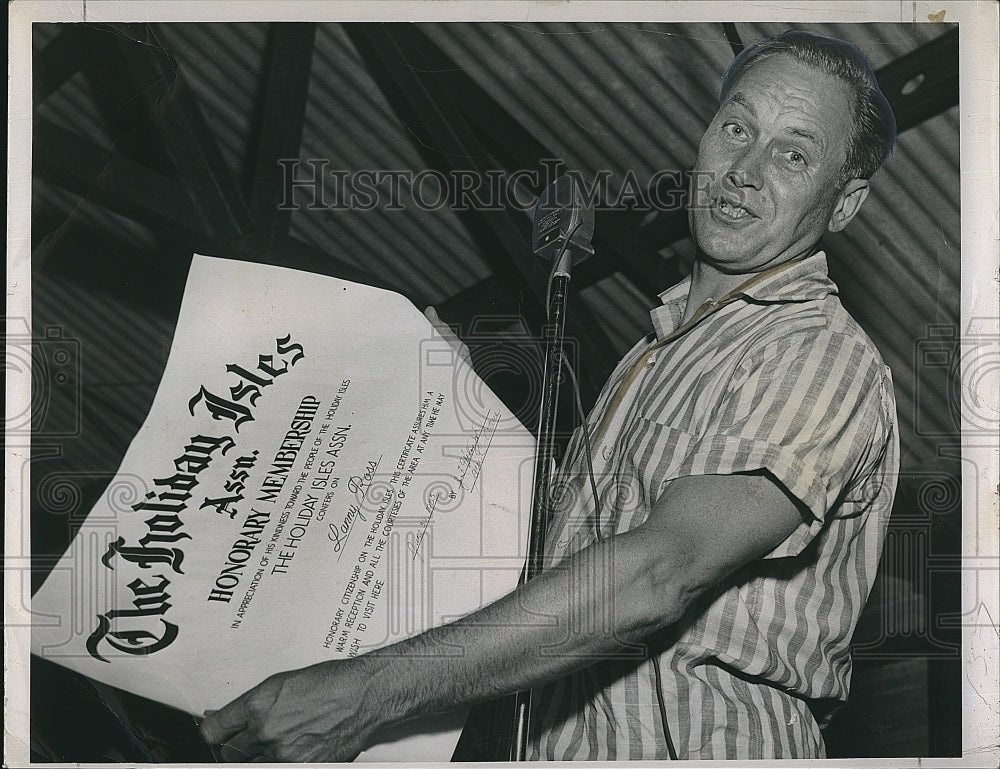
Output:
(682, 261), (755, 322)
(682, 249), (816, 322)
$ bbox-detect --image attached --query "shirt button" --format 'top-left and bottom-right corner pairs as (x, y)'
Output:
(646, 354), (656, 367)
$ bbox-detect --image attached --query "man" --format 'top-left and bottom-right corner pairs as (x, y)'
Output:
(201, 30), (898, 760)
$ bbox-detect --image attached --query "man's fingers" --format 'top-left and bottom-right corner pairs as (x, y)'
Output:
(424, 305), (471, 362)
(199, 699), (250, 745)
(217, 734), (261, 762)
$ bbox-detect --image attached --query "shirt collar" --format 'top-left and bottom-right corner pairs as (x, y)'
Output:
(650, 251), (837, 340)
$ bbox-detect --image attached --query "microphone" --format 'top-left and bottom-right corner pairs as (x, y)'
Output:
(516, 173), (595, 761)
(531, 174), (595, 274)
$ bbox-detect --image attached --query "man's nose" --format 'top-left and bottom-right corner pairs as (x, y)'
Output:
(726, 143), (767, 190)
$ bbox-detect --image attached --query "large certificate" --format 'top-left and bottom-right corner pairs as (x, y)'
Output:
(30, 255), (535, 761)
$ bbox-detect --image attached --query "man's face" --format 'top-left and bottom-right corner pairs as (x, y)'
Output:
(688, 55), (859, 274)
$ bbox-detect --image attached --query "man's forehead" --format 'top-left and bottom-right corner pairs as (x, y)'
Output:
(723, 54), (854, 110)
(718, 57), (854, 144)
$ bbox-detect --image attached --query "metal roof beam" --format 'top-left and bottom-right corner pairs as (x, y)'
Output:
(245, 23), (317, 238)
(722, 23), (744, 56)
(34, 118), (203, 238)
(97, 22), (256, 242)
(343, 22), (623, 394)
(33, 25), (87, 104)
(404, 25), (676, 302)
(34, 118), (388, 289)
(877, 27), (959, 134)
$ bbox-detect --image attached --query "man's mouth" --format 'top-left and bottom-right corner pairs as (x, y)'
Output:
(716, 197), (753, 221)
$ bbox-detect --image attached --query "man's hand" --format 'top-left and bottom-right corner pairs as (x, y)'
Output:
(199, 657), (384, 762)
(424, 306), (471, 363)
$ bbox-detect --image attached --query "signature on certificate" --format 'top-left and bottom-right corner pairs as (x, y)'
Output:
(329, 455), (382, 559)
(453, 410), (500, 491)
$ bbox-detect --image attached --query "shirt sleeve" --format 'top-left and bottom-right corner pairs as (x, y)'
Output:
(664, 328), (896, 559)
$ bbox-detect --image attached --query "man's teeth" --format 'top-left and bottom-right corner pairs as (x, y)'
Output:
(719, 199), (748, 219)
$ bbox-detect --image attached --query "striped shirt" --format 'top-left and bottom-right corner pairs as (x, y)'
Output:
(529, 252), (898, 760)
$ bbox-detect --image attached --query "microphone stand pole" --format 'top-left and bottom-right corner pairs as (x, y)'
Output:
(510, 245), (573, 762)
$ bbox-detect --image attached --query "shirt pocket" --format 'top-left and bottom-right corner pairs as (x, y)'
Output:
(618, 416), (697, 511)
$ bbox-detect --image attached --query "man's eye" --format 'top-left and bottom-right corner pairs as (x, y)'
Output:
(785, 150), (807, 167)
(723, 122), (747, 139)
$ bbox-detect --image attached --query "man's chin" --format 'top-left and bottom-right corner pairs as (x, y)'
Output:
(692, 240), (767, 275)
(691, 221), (763, 262)
(701, 257), (768, 276)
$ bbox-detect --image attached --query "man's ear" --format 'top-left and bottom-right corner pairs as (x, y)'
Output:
(828, 179), (870, 233)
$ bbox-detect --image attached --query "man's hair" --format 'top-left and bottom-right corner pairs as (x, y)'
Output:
(719, 30), (897, 181)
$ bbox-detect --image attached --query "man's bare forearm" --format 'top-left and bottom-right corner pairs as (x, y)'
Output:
(198, 473), (800, 761)
(361, 472), (805, 729)
(361, 525), (679, 728)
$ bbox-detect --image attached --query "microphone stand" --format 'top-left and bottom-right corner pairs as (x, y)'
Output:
(509, 242), (574, 762)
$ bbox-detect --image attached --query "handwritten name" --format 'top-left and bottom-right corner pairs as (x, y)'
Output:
(454, 411), (499, 491)
(328, 503), (368, 553)
(347, 456), (382, 497)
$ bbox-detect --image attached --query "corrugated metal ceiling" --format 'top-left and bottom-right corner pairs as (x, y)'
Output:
(32, 18), (962, 520)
